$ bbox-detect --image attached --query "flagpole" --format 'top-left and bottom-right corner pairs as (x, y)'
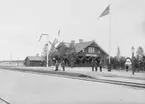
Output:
(97, 4), (110, 69)
(109, 4), (111, 64)
(39, 33), (49, 67)
(10, 52), (12, 64)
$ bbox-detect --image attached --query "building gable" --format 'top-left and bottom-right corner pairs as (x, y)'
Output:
(56, 40), (109, 58)
(75, 41), (109, 57)
(75, 41), (93, 53)
(25, 56), (45, 61)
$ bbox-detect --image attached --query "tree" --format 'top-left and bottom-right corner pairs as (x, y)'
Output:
(109, 56), (125, 70)
(136, 46), (144, 61)
(142, 56), (145, 71)
(49, 48), (59, 60)
(65, 41), (77, 67)
(41, 44), (48, 56)
(57, 42), (68, 60)
(116, 46), (121, 61)
(119, 56), (126, 69)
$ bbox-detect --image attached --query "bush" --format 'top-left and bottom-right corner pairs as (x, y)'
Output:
(107, 56), (125, 70)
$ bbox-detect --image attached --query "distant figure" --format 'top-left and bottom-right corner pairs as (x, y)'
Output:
(132, 63), (135, 75)
(92, 59), (95, 72)
(70, 61), (74, 68)
(126, 65), (129, 72)
(99, 60), (102, 72)
(138, 61), (141, 72)
(55, 60), (59, 71)
(61, 60), (65, 71)
(95, 60), (98, 71)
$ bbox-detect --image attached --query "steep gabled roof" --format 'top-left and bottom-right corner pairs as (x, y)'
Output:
(26, 56), (45, 61)
(96, 43), (109, 56)
(75, 41), (109, 56)
(75, 41), (93, 53)
(56, 40), (109, 56)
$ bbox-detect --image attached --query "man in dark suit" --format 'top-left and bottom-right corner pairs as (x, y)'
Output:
(55, 60), (59, 71)
(126, 65), (129, 72)
(98, 57), (102, 72)
(95, 60), (98, 72)
(61, 60), (65, 71)
(99, 60), (102, 72)
(92, 59), (95, 72)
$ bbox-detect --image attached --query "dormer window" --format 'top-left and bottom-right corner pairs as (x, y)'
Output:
(82, 49), (84, 52)
(88, 47), (94, 53)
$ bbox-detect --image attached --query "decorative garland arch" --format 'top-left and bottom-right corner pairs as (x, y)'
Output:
(85, 57), (92, 60)
(124, 57), (132, 64)
(77, 56), (85, 61)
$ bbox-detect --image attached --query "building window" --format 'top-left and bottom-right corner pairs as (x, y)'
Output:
(88, 47), (95, 53)
(98, 50), (100, 54)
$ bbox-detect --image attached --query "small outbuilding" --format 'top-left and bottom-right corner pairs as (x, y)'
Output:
(24, 56), (45, 67)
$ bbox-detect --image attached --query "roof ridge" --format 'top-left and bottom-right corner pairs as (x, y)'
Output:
(76, 40), (93, 44)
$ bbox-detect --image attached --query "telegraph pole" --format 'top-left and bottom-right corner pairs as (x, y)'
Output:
(39, 33), (49, 67)
(10, 52), (12, 64)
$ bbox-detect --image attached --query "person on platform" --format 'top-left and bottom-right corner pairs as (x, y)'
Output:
(55, 60), (59, 71)
(126, 65), (129, 72)
(99, 59), (102, 72)
(95, 60), (98, 72)
(61, 60), (65, 71)
(92, 59), (95, 72)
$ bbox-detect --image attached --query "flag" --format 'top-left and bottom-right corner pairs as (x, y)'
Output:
(52, 38), (59, 46)
(39, 33), (49, 41)
(99, 4), (110, 18)
(39, 34), (42, 41)
(58, 29), (60, 36)
(57, 29), (61, 43)
(49, 41), (52, 45)
(50, 29), (61, 50)
(49, 38), (59, 50)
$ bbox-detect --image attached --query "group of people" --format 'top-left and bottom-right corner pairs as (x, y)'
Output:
(54, 60), (65, 71)
(54, 58), (102, 72)
(91, 59), (102, 72)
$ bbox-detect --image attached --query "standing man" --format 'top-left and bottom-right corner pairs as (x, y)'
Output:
(55, 60), (59, 71)
(99, 59), (102, 72)
(95, 59), (98, 72)
(132, 64), (135, 75)
(126, 65), (129, 72)
(61, 60), (65, 71)
(92, 59), (95, 72)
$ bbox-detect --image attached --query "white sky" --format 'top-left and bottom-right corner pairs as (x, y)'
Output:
(0, 0), (145, 60)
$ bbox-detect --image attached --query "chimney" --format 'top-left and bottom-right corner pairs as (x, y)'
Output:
(79, 39), (83, 43)
(71, 40), (75, 45)
(70, 40), (75, 49)
(36, 53), (39, 56)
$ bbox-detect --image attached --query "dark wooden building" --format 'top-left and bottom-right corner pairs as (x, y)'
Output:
(24, 56), (45, 67)
(56, 40), (109, 67)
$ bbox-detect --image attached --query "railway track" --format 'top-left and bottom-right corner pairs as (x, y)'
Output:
(1, 67), (145, 89)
